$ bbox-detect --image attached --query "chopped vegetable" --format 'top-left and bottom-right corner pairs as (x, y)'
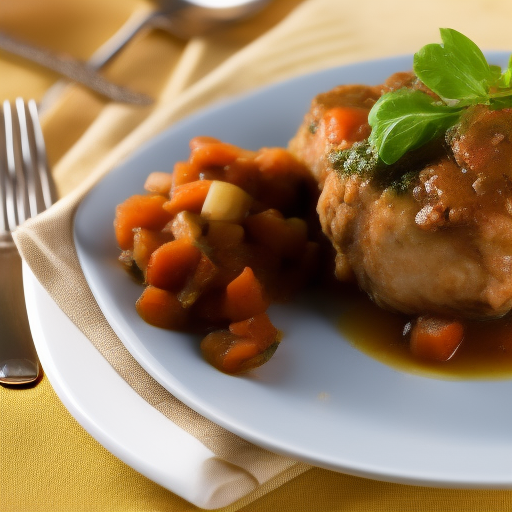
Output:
(132, 228), (173, 278)
(244, 210), (308, 259)
(164, 180), (213, 216)
(189, 139), (242, 169)
(320, 107), (371, 144)
(206, 221), (245, 248)
(114, 194), (172, 251)
(114, 138), (318, 374)
(146, 239), (202, 291)
(408, 316), (464, 362)
(178, 253), (219, 308)
(144, 172), (173, 195)
(201, 180), (253, 223)
(201, 313), (279, 374)
(172, 161), (200, 188)
(136, 286), (188, 330)
(168, 211), (204, 241)
(223, 267), (270, 322)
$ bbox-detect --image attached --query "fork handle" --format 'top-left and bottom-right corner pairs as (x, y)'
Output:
(0, 241), (40, 385)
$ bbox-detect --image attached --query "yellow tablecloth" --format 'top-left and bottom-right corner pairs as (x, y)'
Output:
(2, 0), (512, 510)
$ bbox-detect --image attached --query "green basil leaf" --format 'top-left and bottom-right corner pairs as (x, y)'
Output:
(490, 64), (504, 84)
(413, 28), (493, 106)
(489, 95), (512, 110)
(368, 89), (461, 165)
(496, 55), (512, 88)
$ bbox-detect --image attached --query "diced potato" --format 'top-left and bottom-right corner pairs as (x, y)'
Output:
(144, 172), (173, 196)
(168, 211), (204, 241)
(201, 181), (253, 223)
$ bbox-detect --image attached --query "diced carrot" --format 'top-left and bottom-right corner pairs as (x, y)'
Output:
(244, 210), (308, 259)
(144, 172), (173, 196)
(219, 160), (259, 194)
(223, 267), (270, 321)
(146, 238), (202, 291)
(251, 148), (317, 216)
(172, 161), (201, 188)
(178, 252), (219, 308)
(229, 313), (278, 349)
(189, 142), (240, 170)
(200, 323), (279, 374)
(221, 339), (262, 373)
(254, 147), (311, 177)
(320, 107), (371, 144)
(206, 221), (245, 249)
(163, 180), (213, 217)
(132, 228), (174, 277)
(199, 330), (255, 373)
(114, 194), (172, 251)
(189, 136), (222, 150)
(135, 286), (188, 330)
(409, 316), (464, 362)
(207, 245), (249, 289)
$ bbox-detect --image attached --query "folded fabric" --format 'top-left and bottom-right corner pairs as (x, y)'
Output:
(12, 0), (512, 509)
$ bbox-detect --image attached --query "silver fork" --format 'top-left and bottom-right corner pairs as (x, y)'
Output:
(0, 98), (53, 386)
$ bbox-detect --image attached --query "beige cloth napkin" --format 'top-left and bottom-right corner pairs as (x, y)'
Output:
(13, 0), (512, 509)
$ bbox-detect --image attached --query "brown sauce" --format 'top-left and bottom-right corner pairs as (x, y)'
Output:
(336, 287), (512, 380)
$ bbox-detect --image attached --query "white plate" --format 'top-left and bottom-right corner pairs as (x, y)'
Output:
(73, 53), (512, 488)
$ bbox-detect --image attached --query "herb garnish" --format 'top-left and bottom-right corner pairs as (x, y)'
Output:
(369, 28), (512, 165)
(329, 140), (379, 177)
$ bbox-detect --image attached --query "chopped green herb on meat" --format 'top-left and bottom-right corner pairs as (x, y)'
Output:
(329, 140), (379, 178)
(330, 136), (445, 193)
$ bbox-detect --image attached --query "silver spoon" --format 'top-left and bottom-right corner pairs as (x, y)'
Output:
(1, 0), (271, 110)
(89, 0), (273, 69)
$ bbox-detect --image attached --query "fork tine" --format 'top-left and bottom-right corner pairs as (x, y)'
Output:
(15, 98), (38, 223)
(5, 99), (30, 226)
(2, 98), (53, 230)
(2, 100), (20, 231)
(26, 99), (52, 212)
(0, 106), (8, 235)
(15, 98), (36, 224)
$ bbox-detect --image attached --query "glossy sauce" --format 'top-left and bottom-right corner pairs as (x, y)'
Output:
(337, 287), (512, 380)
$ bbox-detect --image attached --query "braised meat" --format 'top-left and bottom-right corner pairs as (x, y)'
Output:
(289, 77), (512, 319)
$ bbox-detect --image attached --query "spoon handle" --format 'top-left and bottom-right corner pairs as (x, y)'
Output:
(0, 31), (153, 106)
(87, 7), (158, 69)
